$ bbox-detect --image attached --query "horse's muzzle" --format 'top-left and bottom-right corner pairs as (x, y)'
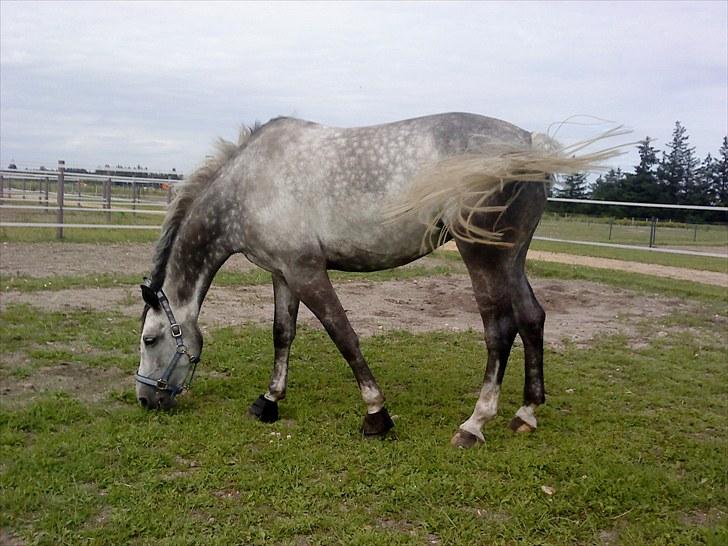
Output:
(136, 383), (177, 411)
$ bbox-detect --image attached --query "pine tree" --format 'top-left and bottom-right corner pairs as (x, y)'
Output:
(555, 173), (589, 199)
(591, 168), (623, 201)
(713, 137), (728, 207)
(623, 137), (661, 203)
(657, 121), (697, 204)
(635, 137), (658, 177)
(694, 154), (716, 206)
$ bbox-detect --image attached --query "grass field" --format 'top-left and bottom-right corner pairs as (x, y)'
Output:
(528, 240), (728, 274)
(1, 262), (726, 545)
(536, 214), (727, 249)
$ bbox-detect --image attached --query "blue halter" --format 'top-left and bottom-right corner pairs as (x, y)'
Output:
(135, 287), (200, 396)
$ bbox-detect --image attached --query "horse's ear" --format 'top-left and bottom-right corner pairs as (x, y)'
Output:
(140, 280), (160, 309)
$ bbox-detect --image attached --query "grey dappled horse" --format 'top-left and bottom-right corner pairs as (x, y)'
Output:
(136, 113), (613, 448)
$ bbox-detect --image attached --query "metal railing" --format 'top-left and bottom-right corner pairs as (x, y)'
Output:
(0, 162), (175, 238)
(1, 167), (726, 260)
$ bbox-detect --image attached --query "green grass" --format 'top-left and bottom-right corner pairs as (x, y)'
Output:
(530, 239), (728, 273)
(1, 264), (461, 294)
(428, 250), (728, 304)
(0, 207), (162, 243)
(1, 294), (726, 545)
(536, 214), (727, 248)
(0, 226), (160, 243)
(525, 261), (728, 304)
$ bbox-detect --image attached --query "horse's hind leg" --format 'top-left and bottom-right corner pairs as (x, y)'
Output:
(451, 241), (518, 448)
(283, 265), (394, 437)
(508, 270), (546, 433)
(249, 273), (300, 423)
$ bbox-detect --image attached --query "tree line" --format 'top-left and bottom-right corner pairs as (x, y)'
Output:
(549, 122), (728, 223)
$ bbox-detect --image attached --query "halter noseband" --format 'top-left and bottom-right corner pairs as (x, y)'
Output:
(135, 286), (200, 396)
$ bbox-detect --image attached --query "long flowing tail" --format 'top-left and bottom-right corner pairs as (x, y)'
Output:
(384, 126), (632, 250)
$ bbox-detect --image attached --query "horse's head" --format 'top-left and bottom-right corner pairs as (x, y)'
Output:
(135, 282), (202, 410)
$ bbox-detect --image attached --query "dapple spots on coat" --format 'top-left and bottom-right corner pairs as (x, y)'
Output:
(135, 112), (612, 445)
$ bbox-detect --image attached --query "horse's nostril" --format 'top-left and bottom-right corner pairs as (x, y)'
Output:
(138, 396), (149, 408)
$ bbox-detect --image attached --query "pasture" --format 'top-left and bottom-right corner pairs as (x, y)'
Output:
(1, 242), (727, 545)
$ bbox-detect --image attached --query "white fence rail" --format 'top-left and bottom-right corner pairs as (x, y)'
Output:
(1, 166), (726, 260)
(0, 163), (175, 238)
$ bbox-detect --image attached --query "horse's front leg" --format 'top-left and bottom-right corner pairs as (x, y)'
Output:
(284, 265), (394, 438)
(249, 273), (300, 423)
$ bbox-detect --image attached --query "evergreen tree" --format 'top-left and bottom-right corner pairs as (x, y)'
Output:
(622, 137), (661, 204)
(634, 137), (659, 177)
(693, 154), (716, 206)
(713, 137), (728, 207)
(591, 168), (623, 201)
(555, 172), (589, 199)
(657, 121), (697, 204)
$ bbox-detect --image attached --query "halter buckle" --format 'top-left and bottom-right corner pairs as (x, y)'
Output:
(170, 323), (182, 337)
(156, 378), (169, 390)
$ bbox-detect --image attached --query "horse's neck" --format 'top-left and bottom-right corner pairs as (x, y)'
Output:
(162, 202), (235, 319)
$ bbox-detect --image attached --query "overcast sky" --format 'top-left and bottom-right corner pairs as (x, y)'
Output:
(1, 1), (726, 175)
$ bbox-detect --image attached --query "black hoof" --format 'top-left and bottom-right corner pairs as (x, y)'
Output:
(248, 394), (279, 423)
(361, 407), (395, 438)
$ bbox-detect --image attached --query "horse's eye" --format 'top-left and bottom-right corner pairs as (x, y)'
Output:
(143, 336), (157, 346)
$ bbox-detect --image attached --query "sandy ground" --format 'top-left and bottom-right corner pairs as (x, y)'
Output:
(1, 271), (699, 347)
(0, 241), (717, 347)
(528, 251), (727, 287)
(2, 241), (726, 286)
(0, 241), (720, 405)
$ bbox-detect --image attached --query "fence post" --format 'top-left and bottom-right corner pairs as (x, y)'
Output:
(0, 175), (4, 204)
(57, 160), (65, 239)
(132, 181), (137, 214)
(648, 217), (657, 248)
(77, 179), (81, 207)
(693, 225), (698, 242)
(105, 178), (112, 222)
(45, 177), (49, 212)
(22, 178), (26, 199)
(608, 218), (614, 240)
(167, 181), (172, 204)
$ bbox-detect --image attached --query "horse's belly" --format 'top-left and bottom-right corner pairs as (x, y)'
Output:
(319, 217), (441, 272)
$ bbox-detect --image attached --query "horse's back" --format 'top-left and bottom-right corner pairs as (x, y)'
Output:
(234, 113), (539, 272)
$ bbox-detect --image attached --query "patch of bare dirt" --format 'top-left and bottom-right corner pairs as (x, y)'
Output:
(527, 250), (727, 287)
(1, 241), (716, 405)
(0, 362), (131, 408)
(678, 507), (726, 527)
(1, 275), (698, 348)
(0, 242), (445, 280)
(0, 529), (26, 546)
(0, 242), (260, 279)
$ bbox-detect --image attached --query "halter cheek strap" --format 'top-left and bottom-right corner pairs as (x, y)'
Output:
(135, 287), (200, 395)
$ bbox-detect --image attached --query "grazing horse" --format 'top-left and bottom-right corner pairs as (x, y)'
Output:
(136, 113), (618, 448)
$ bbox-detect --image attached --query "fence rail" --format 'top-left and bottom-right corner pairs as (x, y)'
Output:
(0, 162), (174, 237)
(1, 166), (726, 260)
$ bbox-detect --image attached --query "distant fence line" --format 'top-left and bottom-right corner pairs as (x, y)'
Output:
(0, 162), (173, 238)
(1, 165), (726, 260)
(548, 197), (728, 213)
